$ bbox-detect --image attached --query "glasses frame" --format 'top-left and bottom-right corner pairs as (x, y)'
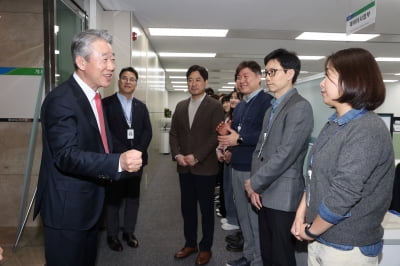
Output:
(120, 77), (137, 83)
(265, 68), (287, 77)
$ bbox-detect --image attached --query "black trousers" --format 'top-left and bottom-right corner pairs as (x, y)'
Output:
(258, 207), (297, 266)
(44, 225), (98, 266)
(179, 172), (216, 251)
(105, 170), (142, 237)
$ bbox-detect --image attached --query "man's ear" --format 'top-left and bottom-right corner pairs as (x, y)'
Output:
(75, 56), (87, 70)
(287, 69), (295, 81)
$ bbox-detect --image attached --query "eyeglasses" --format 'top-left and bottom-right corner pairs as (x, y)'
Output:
(265, 68), (287, 77)
(120, 77), (137, 83)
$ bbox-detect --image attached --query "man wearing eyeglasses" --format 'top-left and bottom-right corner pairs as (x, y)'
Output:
(102, 67), (152, 252)
(244, 49), (313, 265)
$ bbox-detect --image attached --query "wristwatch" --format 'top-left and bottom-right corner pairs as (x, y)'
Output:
(305, 223), (320, 239)
(237, 136), (243, 145)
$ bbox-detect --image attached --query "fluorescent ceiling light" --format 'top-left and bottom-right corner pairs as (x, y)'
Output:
(222, 86), (234, 89)
(149, 28), (228, 37)
(375, 57), (400, 62)
(173, 85), (188, 88)
(395, 73), (400, 76)
(227, 82), (236, 85)
(298, 56), (325, 60)
(219, 89), (234, 92)
(166, 68), (187, 72)
(296, 32), (379, 42)
(169, 76), (187, 79)
(174, 89), (188, 92)
(132, 51), (156, 57)
(383, 80), (398, 83)
(171, 81), (187, 84)
(159, 52), (216, 58)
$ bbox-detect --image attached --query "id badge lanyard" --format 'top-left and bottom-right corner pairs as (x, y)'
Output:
(121, 99), (134, 141)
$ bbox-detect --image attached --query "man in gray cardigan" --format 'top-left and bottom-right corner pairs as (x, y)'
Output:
(245, 49), (313, 266)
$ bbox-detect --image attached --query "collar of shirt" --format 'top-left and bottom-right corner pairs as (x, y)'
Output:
(190, 92), (206, 104)
(271, 87), (294, 112)
(328, 108), (366, 126)
(243, 88), (263, 103)
(117, 92), (134, 105)
(73, 72), (101, 129)
(73, 72), (97, 101)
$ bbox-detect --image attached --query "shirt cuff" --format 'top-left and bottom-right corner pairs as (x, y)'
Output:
(319, 201), (351, 224)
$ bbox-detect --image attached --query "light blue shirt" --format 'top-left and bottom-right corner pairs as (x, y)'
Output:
(117, 93), (133, 127)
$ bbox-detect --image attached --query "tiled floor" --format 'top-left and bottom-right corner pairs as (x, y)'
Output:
(0, 227), (45, 266)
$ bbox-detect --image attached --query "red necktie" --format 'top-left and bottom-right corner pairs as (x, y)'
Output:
(94, 93), (110, 153)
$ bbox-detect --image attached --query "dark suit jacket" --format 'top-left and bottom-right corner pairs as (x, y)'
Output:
(34, 76), (121, 230)
(169, 95), (224, 176)
(102, 93), (152, 169)
(250, 89), (314, 212)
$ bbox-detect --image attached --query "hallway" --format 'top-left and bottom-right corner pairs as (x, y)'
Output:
(1, 153), (246, 265)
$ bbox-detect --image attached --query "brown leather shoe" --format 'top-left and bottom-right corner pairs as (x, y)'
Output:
(195, 251), (212, 265)
(174, 246), (198, 259)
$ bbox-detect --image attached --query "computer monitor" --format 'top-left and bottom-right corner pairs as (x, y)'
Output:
(377, 113), (393, 137)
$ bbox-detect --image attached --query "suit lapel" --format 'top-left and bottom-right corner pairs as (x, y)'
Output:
(69, 77), (99, 132)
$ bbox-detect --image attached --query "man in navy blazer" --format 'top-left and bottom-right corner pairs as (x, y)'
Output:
(102, 67), (152, 251)
(33, 29), (142, 266)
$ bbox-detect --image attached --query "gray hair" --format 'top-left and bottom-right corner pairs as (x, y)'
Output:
(71, 29), (113, 69)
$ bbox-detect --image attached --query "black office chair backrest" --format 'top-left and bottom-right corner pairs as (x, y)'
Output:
(389, 163), (400, 212)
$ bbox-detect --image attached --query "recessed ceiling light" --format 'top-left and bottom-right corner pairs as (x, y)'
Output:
(149, 28), (228, 37)
(375, 57), (400, 62)
(159, 52), (216, 58)
(296, 32), (379, 42)
(298, 56), (325, 60)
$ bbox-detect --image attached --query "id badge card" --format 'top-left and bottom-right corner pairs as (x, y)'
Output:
(127, 129), (134, 139)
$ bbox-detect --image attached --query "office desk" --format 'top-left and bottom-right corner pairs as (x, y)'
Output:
(380, 211), (400, 266)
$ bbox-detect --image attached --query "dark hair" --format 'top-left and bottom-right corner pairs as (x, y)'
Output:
(235, 61), (262, 78)
(119, 66), (138, 80)
(205, 87), (215, 96)
(186, 65), (208, 80)
(264, 48), (301, 84)
(222, 94), (231, 103)
(326, 48), (385, 110)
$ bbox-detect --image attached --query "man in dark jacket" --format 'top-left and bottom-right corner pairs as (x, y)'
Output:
(102, 67), (152, 252)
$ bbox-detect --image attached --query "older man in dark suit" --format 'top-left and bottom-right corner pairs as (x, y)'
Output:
(102, 66), (152, 252)
(170, 65), (224, 265)
(33, 29), (142, 266)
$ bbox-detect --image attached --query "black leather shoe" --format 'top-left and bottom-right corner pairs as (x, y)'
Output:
(107, 236), (123, 252)
(122, 232), (139, 248)
(225, 231), (243, 244)
(226, 242), (243, 252)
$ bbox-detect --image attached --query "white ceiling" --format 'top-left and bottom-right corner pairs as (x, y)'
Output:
(98, 0), (400, 92)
